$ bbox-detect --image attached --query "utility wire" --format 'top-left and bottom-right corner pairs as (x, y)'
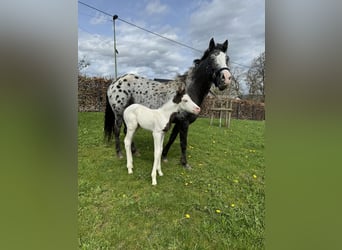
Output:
(117, 18), (202, 53)
(78, 1), (253, 69)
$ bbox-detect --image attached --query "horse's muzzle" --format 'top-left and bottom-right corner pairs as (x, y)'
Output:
(214, 68), (232, 90)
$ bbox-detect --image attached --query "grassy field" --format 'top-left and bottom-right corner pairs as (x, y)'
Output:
(78, 112), (265, 249)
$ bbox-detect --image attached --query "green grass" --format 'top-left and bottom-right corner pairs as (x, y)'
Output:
(78, 112), (265, 249)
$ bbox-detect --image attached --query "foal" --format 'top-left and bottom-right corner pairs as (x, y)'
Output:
(123, 88), (201, 185)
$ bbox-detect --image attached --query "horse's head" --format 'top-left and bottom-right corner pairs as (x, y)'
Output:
(173, 86), (201, 115)
(198, 38), (232, 91)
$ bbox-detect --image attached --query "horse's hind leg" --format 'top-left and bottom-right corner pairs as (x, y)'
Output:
(114, 115), (123, 158)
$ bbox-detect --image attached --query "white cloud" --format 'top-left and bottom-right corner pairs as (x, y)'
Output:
(78, 0), (264, 84)
(89, 12), (109, 25)
(78, 22), (193, 79)
(145, 0), (169, 15)
(189, 0), (265, 69)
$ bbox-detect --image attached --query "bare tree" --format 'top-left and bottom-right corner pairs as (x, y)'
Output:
(246, 52), (265, 101)
(78, 57), (90, 75)
(230, 67), (244, 98)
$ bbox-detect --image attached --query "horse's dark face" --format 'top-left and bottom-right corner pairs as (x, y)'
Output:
(200, 38), (232, 90)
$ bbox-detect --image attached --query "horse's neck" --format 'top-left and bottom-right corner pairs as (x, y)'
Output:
(158, 100), (178, 119)
(185, 64), (212, 105)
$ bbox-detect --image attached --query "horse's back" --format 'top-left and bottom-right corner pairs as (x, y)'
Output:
(107, 74), (178, 115)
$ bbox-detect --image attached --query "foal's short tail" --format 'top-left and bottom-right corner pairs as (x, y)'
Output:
(104, 95), (115, 143)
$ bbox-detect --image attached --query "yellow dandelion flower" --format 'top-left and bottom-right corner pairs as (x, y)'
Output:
(216, 209), (221, 214)
(231, 203), (235, 208)
(233, 179), (239, 183)
(185, 182), (189, 186)
(253, 174), (257, 179)
(185, 214), (191, 219)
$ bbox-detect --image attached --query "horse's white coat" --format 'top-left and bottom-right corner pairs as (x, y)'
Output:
(212, 51), (232, 85)
(123, 93), (200, 185)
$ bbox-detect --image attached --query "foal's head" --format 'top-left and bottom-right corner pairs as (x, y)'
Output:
(173, 87), (201, 115)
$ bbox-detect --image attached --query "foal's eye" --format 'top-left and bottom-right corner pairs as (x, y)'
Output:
(183, 99), (188, 102)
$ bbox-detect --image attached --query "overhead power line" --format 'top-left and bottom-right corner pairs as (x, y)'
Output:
(78, 1), (253, 69)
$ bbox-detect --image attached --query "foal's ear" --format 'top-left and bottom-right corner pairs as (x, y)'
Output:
(222, 40), (228, 52)
(209, 38), (215, 51)
(173, 87), (185, 103)
(177, 85), (186, 96)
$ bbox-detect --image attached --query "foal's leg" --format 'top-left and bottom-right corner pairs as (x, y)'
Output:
(123, 122), (139, 156)
(162, 123), (180, 162)
(151, 132), (164, 185)
(114, 115), (124, 158)
(124, 126), (136, 174)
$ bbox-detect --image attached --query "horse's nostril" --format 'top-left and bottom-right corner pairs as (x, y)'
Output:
(228, 76), (232, 80)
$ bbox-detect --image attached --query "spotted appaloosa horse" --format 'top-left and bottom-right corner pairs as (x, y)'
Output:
(104, 38), (232, 168)
(123, 87), (201, 185)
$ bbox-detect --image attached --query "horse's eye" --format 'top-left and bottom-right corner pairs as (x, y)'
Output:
(183, 99), (188, 102)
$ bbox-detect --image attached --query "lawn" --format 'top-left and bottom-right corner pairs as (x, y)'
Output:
(78, 112), (265, 249)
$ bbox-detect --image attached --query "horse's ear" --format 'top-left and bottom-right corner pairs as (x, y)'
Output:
(222, 40), (228, 52)
(193, 59), (200, 65)
(209, 38), (215, 51)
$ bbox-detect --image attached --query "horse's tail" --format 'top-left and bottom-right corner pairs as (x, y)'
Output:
(104, 94), (115, 143)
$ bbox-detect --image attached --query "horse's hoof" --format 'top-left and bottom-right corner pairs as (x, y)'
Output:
(117, 152), (123, 159)
(162, 157), (168, 163)
(183, 164), (192, 170)
(133, 151), (141, 157)
(158, 172), (164, 176)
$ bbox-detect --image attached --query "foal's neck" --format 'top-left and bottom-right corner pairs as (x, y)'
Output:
(158, 99), (179, 118)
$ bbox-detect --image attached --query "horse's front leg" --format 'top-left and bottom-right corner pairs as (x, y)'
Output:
(151, 132), (164, 185)
(162, 123), (180, 162)
(179, 120), (191, 169)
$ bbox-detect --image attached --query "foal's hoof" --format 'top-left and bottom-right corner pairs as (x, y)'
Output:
(117, 152), (123, 159)
(162, 157), (168, 163)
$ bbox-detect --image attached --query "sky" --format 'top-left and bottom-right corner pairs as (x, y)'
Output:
(78, 0), (264, 82)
